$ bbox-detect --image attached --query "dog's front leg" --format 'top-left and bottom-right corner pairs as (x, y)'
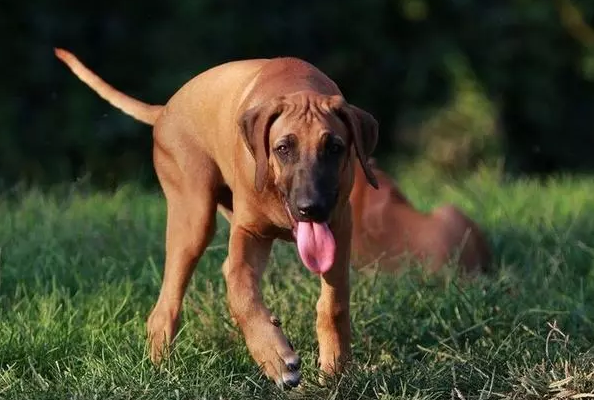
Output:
(223, 224), (301, 388)
(316, 207), (352, 383)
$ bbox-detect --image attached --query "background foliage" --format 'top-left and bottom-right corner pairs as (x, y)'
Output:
(3, 0), (594, 187)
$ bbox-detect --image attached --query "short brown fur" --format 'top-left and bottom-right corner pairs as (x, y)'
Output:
(350, 160), (492, 275)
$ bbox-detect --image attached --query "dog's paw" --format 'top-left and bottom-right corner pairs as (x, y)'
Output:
(316, 340), (351, 386)
(146, 305), (179, 364)
(244, 321), (301, 389)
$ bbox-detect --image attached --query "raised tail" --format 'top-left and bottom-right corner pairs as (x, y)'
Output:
(54, 48), (163, 125)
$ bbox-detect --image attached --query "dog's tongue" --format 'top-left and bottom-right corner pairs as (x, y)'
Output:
(296, 222), (336, 274)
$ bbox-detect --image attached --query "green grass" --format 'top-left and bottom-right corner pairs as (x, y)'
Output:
(1, 168), (594, 399)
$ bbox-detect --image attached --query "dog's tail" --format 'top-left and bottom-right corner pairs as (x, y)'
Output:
(54, 48), (163, 126)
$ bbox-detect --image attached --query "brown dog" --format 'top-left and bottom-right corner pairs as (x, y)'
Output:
(350, 160), (491, 274)
(55, 48), (379, 387)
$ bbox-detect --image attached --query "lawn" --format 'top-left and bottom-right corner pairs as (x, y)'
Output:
(1, 167), (594, 399)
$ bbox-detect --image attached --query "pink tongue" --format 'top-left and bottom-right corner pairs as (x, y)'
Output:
(296, 222), (336, 274)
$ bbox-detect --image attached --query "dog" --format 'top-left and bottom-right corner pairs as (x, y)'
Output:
(349, 160), (491, 275)
(55, 48), (380, 388)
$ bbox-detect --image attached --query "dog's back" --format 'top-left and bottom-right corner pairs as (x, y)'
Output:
(350, 162), (492, 274)
(431, 204), (492, 274)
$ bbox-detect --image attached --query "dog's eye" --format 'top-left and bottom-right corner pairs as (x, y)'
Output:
(276, 144), (290, 156)
(327, 141), (344, 155)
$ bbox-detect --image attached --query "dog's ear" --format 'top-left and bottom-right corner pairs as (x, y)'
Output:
(331, 97), (379, 189)
(238, 99), (285, 192)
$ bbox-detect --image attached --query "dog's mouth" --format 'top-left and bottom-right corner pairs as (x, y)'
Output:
(283, 201), (336, 275)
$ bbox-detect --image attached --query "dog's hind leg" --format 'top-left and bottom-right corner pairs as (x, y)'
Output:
(146, 137), (221, 364)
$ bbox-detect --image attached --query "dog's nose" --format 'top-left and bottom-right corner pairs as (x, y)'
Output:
(296, 199), (327, 221)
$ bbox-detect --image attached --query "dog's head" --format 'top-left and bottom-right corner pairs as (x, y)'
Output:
(238, 92), (379, 274)
(239, 92), (378, 220)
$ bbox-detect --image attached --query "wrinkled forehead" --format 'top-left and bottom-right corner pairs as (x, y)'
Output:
(271, 94), (348, 141)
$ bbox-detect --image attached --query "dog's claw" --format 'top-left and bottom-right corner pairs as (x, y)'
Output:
(280, 370), (301, 389)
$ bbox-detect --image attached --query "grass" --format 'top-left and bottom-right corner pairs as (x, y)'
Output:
(1, 167), (594, 399)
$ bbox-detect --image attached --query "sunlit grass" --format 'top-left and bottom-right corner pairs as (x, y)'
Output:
(1, 168), (594, 399)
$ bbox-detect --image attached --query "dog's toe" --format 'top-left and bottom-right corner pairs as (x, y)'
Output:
(285, 355), (301, 372)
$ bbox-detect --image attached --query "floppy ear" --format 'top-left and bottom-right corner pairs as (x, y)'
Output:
(332, 98), (379, 189)
(238, 99), (284, 192)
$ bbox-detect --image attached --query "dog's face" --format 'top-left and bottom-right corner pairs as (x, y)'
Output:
(269, 107), (350, 223)
(239, 92), (379, 224)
